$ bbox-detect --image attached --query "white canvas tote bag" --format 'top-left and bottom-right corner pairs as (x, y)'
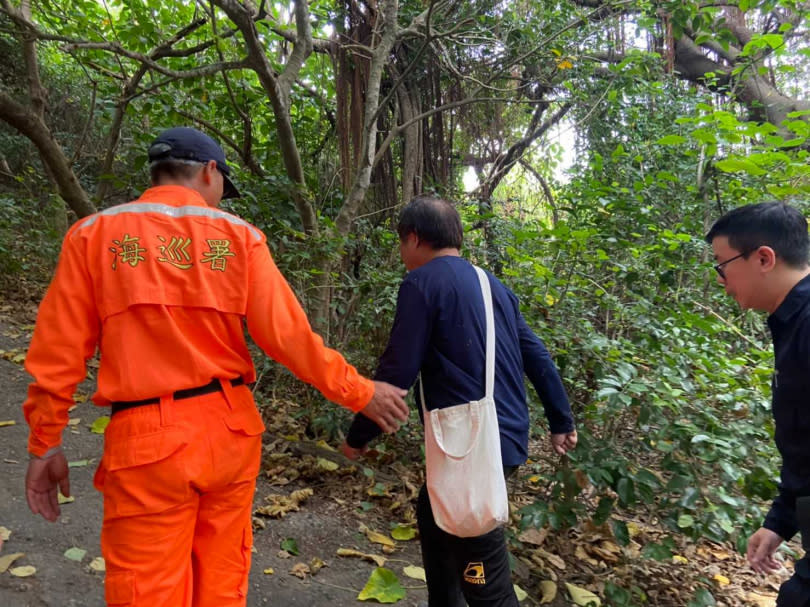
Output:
(422, 266), (509, 538)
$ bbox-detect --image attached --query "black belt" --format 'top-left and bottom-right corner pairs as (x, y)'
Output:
(110, 378), (245, 416)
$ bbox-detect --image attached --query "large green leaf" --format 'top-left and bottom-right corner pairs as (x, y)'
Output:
(357, 568), (406, 604)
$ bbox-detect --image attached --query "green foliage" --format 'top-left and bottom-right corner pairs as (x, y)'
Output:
(280, 537), (299, 555)
(478, 74), (805, 559)
(0, 195), (63, 286)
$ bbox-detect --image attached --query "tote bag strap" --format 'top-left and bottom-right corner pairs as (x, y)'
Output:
(474, 266), (495, 400)
(419, 265), (495, 411)
(419, 265), (496, 458)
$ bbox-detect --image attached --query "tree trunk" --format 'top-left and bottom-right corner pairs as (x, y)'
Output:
(95, 65), (149, 204)
(397, 84), (422, 205)
(0, 90), (95, 218)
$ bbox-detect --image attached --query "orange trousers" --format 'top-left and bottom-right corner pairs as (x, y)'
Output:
(93, 380), (265, 606)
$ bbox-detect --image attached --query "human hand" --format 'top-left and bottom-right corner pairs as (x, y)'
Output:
(339, 440), (368, 460)
(747, 527), (783, 574)
(363, 381), (408, 433)
(25, 450), (70, 522)
(550, 430), (578, 456)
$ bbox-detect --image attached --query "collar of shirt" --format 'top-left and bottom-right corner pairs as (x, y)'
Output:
(137, 185), (209, 207)
(768, 273), (810, 332)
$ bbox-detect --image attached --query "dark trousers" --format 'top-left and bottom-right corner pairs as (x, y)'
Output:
(416, 470), (519, 607)
(778, 555), (810, 607)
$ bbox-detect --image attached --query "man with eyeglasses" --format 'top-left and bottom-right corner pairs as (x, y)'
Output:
(706, 201), (810, 606)
(22, 126), (409, 606)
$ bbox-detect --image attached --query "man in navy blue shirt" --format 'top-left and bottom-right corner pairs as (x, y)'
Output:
(342, 195), (576, 607)
(706, 202), (810, 606)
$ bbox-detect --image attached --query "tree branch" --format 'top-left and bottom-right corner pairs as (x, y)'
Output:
(0, 88), (95, 217)
(519, 158), (559, 225)
(213, 0), (317, 234)
(478, 103), (572, 199)
(61, 41), (250, 79)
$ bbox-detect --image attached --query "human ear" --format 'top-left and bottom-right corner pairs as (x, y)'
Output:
(757, 246), (777, 271)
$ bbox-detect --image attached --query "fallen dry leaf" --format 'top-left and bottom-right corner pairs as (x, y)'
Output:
(255, 488), (313, 519)
(575, 545), (599, 568)
(89, 557), (105, 572)
(589, 542), (621, 563)
(290, 562), (310, 579)
(711, 549), (733, 561)
(391, 525), (417, 541)
(534, 548), (565, 570)
(518, 527), (548, 546)
(64, 547), (86, 562)
(566, 582), (601, 606)
(402, 564), (426, 582)
(539, 580), (557, 604)
(336, 548), (386, 567)
(316, 457), (339, 472)
(90, 416), (110, 434)
(0, 552), (24, 573)
(10, 565), (36, 578)
(361, 525), (395, 548)
(309, 557), (326, 575)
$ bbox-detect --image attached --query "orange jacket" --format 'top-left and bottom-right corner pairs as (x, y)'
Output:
(24, 185), (373, 456)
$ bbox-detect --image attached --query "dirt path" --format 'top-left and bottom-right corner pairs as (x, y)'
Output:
(0, 310), (429, 607)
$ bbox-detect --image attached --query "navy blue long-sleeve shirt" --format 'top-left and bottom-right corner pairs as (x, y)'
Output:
(346, 255), (574, 466)
(764, 273), (810, 540)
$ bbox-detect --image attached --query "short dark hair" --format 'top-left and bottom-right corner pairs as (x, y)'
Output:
(150, 159), (204, 185)
(397, 195), (463, 250)
(705, 201), (809, 268)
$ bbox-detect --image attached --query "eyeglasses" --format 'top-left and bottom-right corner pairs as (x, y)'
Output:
(713, 251), (749, 279)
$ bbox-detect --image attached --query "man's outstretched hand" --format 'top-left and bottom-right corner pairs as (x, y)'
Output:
(26, 450), (70, 522)
(362, 381), (408, 433)
(747, 527), (783, 574)
(551, 430), (578, 456)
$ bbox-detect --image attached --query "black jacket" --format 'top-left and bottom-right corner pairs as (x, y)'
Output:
(764, 273), (810, 540)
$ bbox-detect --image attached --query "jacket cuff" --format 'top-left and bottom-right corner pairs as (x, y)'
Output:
(763, 513), (797, 542)
(549, 421), (576, 435)
(345, 378), (375, 413)
(28, 433), (63, 459)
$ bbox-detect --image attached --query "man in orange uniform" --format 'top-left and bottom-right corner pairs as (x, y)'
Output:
(22, 127), (409, 606)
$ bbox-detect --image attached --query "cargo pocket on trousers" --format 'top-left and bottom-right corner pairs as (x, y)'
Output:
(238, 525), (253, 598)
(104, 427), (190, 471)
(105, 570), (135, 605)
(101, 428), (191, 517)
(224, 402), (266, 437)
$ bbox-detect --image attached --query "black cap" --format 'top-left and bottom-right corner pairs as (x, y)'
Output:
(148, 127), (240, 199)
